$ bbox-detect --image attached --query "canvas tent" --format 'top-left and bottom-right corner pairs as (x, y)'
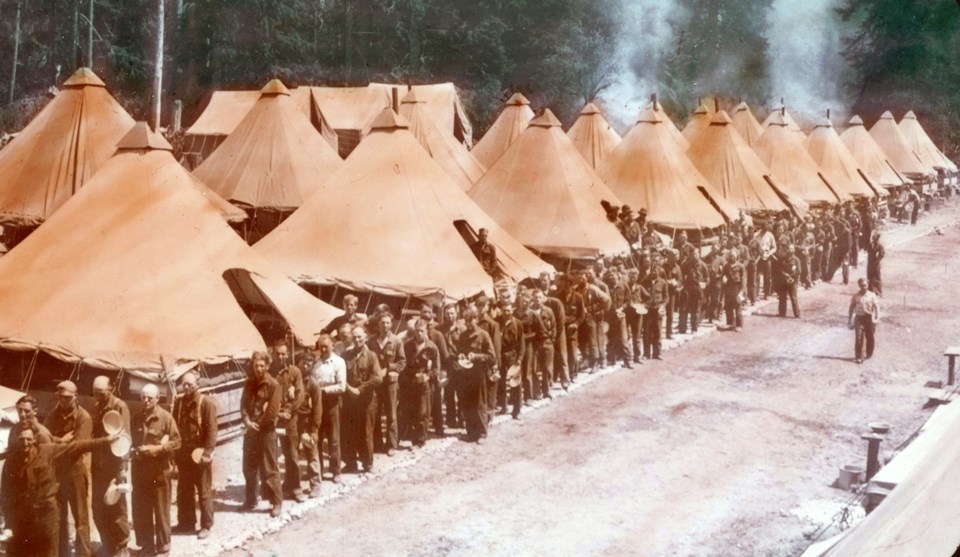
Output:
(566, 102), (622, 170)
(804, 118), (881, 198)
(898, 111), (957, 172)
(400, 88), (486, 192)
(681, 103), (711, 145)
(646, 100), (690, 150)
(471, 93), (535, 168)
(0, 123), (341, 373)
(686, 111), (806, 215)
(256, 109), (553, 302)
(840, 116), (908, 191)
(753, 112), (843, 206)
(868, 111), (935, 180)
(597, 107), (738, 231)
(467, 109), (629, 262)
(370, 82), (473, 146)
(762, 105), (806, 138)
(731, 101), (765, 147)
(0, 68), (135, 229)
(192, 80), (343, 240)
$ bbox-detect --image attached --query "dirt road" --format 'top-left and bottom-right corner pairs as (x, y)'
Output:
(182, 207), (960, 557)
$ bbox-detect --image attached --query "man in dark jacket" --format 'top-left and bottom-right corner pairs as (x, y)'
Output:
(342, 326), (383, 473)
(447, 308), (497, 442)
(240, 352), (283, 517)
(90, 376), (131, 556)
(173, 372), (218, 539)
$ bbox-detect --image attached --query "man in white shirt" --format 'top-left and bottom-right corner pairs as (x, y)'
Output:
(848, 278), (880, 364)
(309, 335), (347, 483)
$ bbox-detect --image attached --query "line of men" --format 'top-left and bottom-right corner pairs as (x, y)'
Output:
(1, 372), (216, 557)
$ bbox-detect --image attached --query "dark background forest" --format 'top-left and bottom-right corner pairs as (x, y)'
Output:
(0, 0), (957, 157)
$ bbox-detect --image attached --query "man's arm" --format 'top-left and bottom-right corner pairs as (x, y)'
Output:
(257, 381), (282, 428)
(201, 397), (219, 458)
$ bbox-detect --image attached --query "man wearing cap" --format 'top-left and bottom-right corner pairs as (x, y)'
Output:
(368, 312), (405, 457)
(1, 424), (117, 557)
(172, 372), (217, 539)
(342, 326), (383, 473)
(131, 383), (181, 557)
(310, 335), (347, 483)
(91, 376), (132, 556)
(298, 351), (324, 497)
(45, 380), (94, 557)
(496, 299), (525, 419)
(447, 308), (496, 443)
(240, 352), (283, 515)
(400, 319), (440, 447)
(270, 340), (306, 503)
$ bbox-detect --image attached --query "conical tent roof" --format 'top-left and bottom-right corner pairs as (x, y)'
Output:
(840, 116), (906, 191)
(192, 79), (343, 211)
(646, 100), (690, 150)
(0, 68), (136, 227)
(467, 109), (629, 260)
(869, 111), (935, 178)
(681, 103), (711, 144)
(400, 88), (487, 192)
(753, 113), (843, 205)
(686, 111), (806, 215)
(763, 106), (806, 138)
(804, 118), (879, 198)
(256, 109), (553, 301)
(597, 107), (738, 230)
(731, 101), (764, 147)
(0, 123), (341, 372)
(471, 93), (535, 168)
(567, 102), (622, 170)
(899, 111), (957, 172)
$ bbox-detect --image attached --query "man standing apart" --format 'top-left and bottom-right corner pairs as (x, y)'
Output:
(131, 384), (181, 556)
(91, 376), (131, 556)
(848, 278), (880, 364)
(240, 352), (283, 517)
(173, 372), (217, 539)
(45, 380), (93, 557)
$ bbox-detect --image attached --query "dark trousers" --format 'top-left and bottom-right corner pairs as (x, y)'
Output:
(343, 393), (377, 470)
(724, 290), (743, 328)
(911, 205), (919, 224)
(499, 352), (520, 417)
(664, 293), (676, 339)
(822, 245), (834, 282)
(520, 342), (535, 400)
(374, 380), (399, 452)
(320, 394), (341, 475)
(626, 313), (641, 360)
(399, 381), (430, 446)
(443, 373), (460, 429)
(850, 244), (859, 268)
(57, 465), (91, 557)
(554, 329), (570, 385)
(706, 286), (721, 321)
(868, 270), (882, 296)
(131, 460), (172, 553)
(533, 341), (555, 398)
(578, 318), (601, 369)
(778, 283), (800, 317)
(643, 310), (662, 358)
(799, 253), (812, 288)
(431, 376), (445, 433)
(278, 416), (302, 496)
(92, 459), (130, 556)
(854, 315), (876, 360)
(460, 371), (489, 440)
(10, 500), (59, 557)
(679, 289), (701, 333)
(746, 264), (758, 303)
(242, 429), (281, 506)
(565, 327), (580, 379)
(175, 453), (213, 530)
(759, 258), (773, 297)
(605, 313), (631, 364)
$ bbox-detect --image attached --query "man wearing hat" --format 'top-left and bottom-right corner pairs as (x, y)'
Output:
(45, 380), (94, 557)
(131, 383), (181, 556)
(91, 376), (132, 557)
(173, 372), (218, 539)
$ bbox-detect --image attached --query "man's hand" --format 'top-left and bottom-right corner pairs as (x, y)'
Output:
(61, 431), (75, 443)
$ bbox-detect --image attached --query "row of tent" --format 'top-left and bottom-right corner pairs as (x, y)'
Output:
(0, 68), (954, 374)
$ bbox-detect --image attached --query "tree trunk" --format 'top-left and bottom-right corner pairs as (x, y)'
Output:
(87, 0), (94, 67)
(9, 0), (22, 105)
(152, 0), (165, 131)
(72, 0), (80, 69)
(344, 0), (352, 82)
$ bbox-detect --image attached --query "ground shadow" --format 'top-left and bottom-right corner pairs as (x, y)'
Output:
(812, 355), (858, 363)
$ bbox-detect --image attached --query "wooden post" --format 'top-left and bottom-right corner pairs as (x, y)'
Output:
(87, 0), (95, 67)
(152, 0), (165, 132)
(171, 99), (183, 132)
(945, 346), (960, 385)
(392, 87), (399, 113)
(9, 0), (22, 105)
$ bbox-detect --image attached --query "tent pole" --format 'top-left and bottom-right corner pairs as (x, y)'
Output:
(21, 349), (39, 391)
(363, 290), (374, 316)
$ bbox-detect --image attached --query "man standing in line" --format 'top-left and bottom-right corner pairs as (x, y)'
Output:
(866, 231), (885, 296)
(311, 335), (347, 483)
(848, 278), (880, 364)
(342, 326), (382, 473)
(369, 312), (405, 457)
(45, 380), (93, 557)
(131, 383), (181, 556)
(271, 340), (306, 503)
(758, 223), (777, 299)
(91, 376), (131, 556)
(777, 244), (802, 318)
(528, 290), (558, 399)
(172, 372), (217, 539)
(447, 308), (497, 443)
(401, 320), (440, 447)
(240, 352), (283, 517)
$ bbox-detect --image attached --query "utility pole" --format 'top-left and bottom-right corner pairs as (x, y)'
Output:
(10, 0), (23, 104)
(152, 0), (165, 131)
(87, 0), (94, 67)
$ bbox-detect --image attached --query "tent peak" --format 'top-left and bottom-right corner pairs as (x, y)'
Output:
(733, 101), (750, 112)
(902, 110), (917, 120)
(581, 102), (601, 115)
(260, 79), (291, 96)
(879, 110), (895, 120)
(693, 104), (709, 115)
(636, 106), (662, 124)
(64, 67), (106, 88)
(709, 111), (733, 125)
(506, 92), (531, 106)
(369, 108), (410, 131)
(401, 88), (425, 104)
(529, 109), (562, 128)
(766, 111), (788, 127)
(812, 117), (833, 129)
(116, 122), (173, 152)
(848, 115), (864, 126)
